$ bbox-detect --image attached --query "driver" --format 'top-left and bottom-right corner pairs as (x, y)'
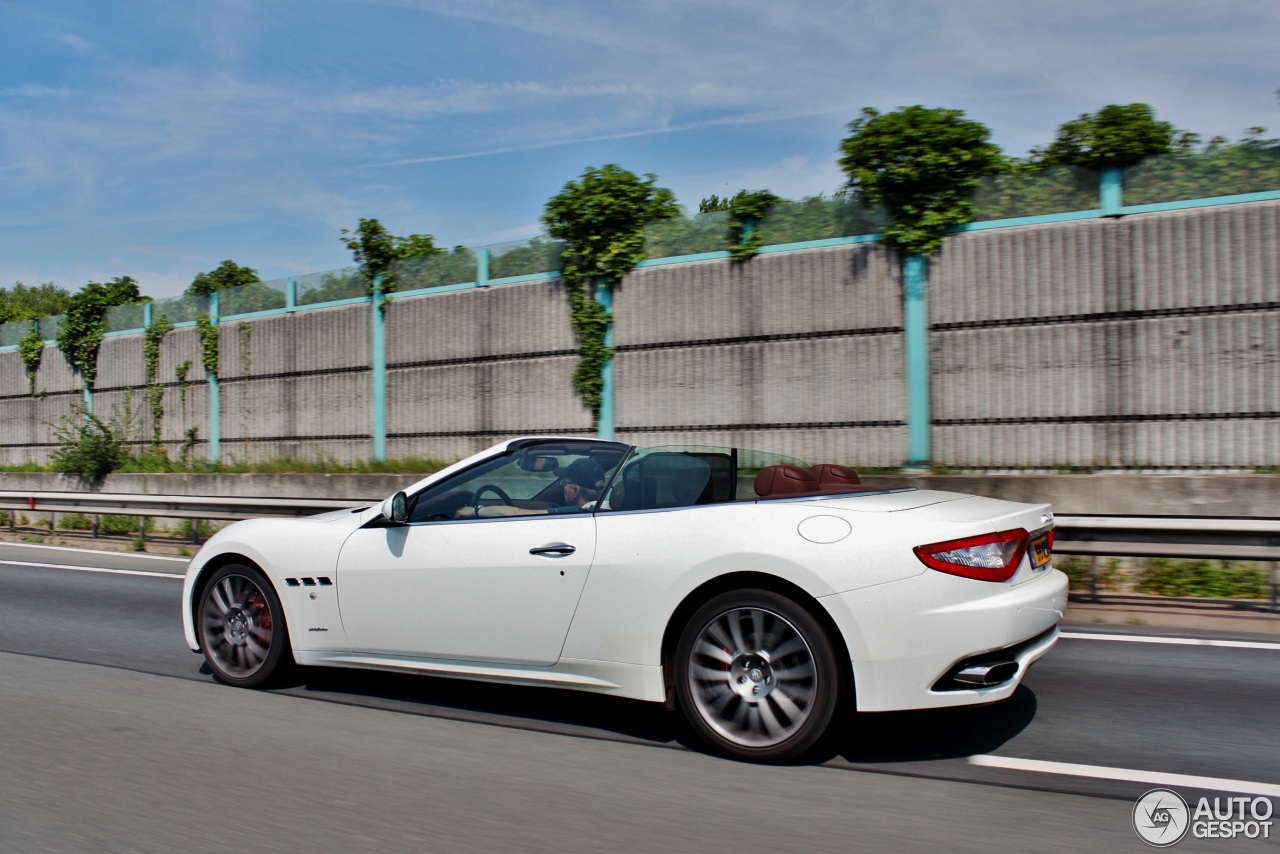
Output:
(459, 458), (607, 518)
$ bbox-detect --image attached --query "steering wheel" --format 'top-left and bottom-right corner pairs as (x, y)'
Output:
(471, 484), (514, 514)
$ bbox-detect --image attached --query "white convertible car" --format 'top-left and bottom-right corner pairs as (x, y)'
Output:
(182, 438), (1068, 761)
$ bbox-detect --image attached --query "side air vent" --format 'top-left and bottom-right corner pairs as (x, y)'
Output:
(285, 578), (300, 587)
(317, 577), (333, 586)
(301, 578), (317, 586)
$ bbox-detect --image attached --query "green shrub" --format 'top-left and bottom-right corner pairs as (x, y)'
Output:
(1055, 555), (1122, 591)
(58, 513), (92, 531)
(1137, 558), (1267, 598)
(174, 518), (221, 539)
(49, 397), (138, 481)
(99, 515), (138, 535)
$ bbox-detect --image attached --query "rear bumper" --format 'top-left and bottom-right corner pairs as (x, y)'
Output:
(820, 566), (1068, 711)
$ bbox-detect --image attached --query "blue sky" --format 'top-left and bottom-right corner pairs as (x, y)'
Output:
(2, 0), (1277, 298)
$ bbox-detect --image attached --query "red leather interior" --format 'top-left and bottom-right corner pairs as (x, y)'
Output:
(811, 463), (861, 488)
(753, 465), (820, 497)
(754, 463), (867, 498)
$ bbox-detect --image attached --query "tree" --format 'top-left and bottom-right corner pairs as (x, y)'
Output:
(542, 164), (679, 285)
(542, 164), (679, 420)
(839, 106), (1004, 256)
(187, 260), (262, 296)
(340, 218), (443, 293)
(0, 281), (72, 323)
(726, 190), (781, 260)
(57, 276), (143, 386)
(1035, 103), (1175, 169)
(699, 194), (732, 213)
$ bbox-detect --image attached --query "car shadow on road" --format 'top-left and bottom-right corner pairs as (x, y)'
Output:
(281, 666), (693, 748)
(265, 666), (1037, 766)
(832, 685), (1038, 764)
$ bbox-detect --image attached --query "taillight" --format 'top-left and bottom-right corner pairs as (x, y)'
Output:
(913, 529), (1029, 582)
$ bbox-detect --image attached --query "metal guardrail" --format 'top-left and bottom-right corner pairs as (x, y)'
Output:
(1054, 515), (1280, 612)
(0, 491), (367, 543)
(1, 493), (1276, 609)
(0, 491), (364, 521)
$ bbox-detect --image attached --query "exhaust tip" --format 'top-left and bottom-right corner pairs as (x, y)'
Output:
(952, 660), (1019, 687)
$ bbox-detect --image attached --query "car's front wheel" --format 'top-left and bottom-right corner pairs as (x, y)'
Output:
(197, 564), (292, 688)
(675, 589), (841, 762)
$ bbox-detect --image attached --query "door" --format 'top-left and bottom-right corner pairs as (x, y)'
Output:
(335, 514), (596, 666)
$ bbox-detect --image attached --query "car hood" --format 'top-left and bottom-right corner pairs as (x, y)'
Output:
(308, 506), (370, 523)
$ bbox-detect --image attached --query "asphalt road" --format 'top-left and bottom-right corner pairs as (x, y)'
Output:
(1, 541), (1278, 852)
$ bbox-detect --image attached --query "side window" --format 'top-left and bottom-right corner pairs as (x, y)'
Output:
(407, 442), (627, 522)
(603, 453), (712, 512)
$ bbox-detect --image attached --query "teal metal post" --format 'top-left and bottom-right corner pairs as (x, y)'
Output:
(83, 385), (92, 416)
(477, 248), (490, 288)
(286, 279), (297, 312)
(903, 253), (930, 466)
(1100, 166), (1123, 215)
(372, 273), (387, 462)
(594, 282), (615, 440)
(143, 301), (153, 329)
(208, 291), (220, 464)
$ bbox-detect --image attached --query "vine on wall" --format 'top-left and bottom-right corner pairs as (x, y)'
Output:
(143, 314), (175, 453)
(56, 276), (142, 387)
(174, 360), (197, 462)
(726, 190), (782, 260)
(195, 316), (219, 377)
(18, 323), (44, 395)
(541, 164), (679, 422)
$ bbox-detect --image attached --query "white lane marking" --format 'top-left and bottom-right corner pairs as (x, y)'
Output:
(969, 755), (1280, 798)
(0, 541), (189, 562)
(1061, 631), (1280, 651)
(0, 560), (183, 579)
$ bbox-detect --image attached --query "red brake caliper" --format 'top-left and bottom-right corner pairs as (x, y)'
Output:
(249, 592), (272, 639)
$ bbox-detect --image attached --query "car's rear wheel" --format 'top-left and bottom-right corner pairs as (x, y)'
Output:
(197, 564), (291, 688)
(675, 589), (841, 762)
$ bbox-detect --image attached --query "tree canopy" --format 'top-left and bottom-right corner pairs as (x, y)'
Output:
(839, 106), (1004, 256)
(187, 260), (262, 296)
(57, 276), (143, 385)
(542, 164), (680, 285)
(340, 218), (443, 293)
(1035, 103), (1177, 169)
(0, 281), (72, 324)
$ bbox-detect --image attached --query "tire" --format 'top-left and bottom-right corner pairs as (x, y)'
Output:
(197, 564), (292, 688)
(675, 589), (841, 762)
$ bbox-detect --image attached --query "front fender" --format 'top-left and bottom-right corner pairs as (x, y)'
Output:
(181, 514), (364, 652)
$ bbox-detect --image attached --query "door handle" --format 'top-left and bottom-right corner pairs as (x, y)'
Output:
(529, 544), (576, 558)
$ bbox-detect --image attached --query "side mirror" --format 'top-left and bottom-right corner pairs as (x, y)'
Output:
(380, 491), (408, 524)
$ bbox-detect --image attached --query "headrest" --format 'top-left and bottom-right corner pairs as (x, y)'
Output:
(754, 464), (819, 497)
(811, 463), (861, 488)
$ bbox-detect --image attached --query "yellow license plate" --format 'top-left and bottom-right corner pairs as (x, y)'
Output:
(1030, 534), (1052, 568)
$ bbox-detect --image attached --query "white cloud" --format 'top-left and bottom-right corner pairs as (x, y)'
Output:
(50, 31), (93, 54)
(124, 245), (206, 262)
(2, 0), (1278, 298)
